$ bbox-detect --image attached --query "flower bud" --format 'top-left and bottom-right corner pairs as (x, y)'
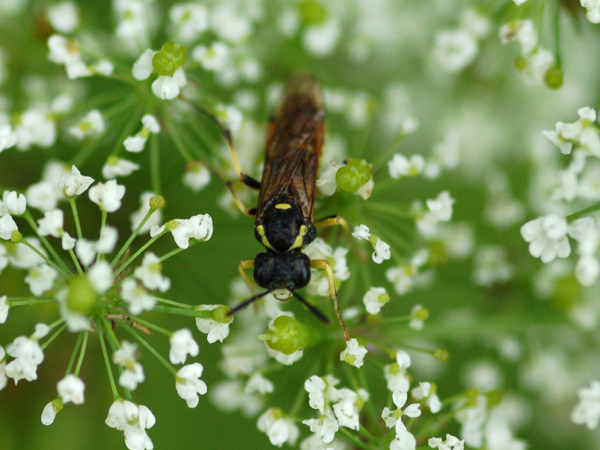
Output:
(433, 348), (448, 362)
(66, 275), (98, 314)
(150, 195), (165, 210)
(258, 315), (321, 355)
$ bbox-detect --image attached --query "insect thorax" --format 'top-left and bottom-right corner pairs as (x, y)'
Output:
(254, 197), (316, 253)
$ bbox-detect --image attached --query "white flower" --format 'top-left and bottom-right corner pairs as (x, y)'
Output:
(433, 29), (478, 74)
(87, 260), (113, 294)
(47, 34), (91, 79)
(384, 351), (412, 393)
(302, 19), (341, 57)
(3, 191), (26, 215)
(363, 287), (389, 315)
(390, 429), (417, 450)
(386, 249), (429, 296)
(352, 224), (371, 240)
(473, 246), (513, 286)
(332, 388), (368, 430)
(520, 215), (571, 263)
(5, 336), (44, 384)
(8, 236), (46, 268)
(317, 161), (343, 196)
(382, 391), (421, 434)
(170, 329), (199, 364)
(412, 382), (442, 414)
(88, 180), (125, 213)
(195, 304), (232, 343)
(134, 252), (170, 292)
(120, 279), (156, 315)
(105, 400), (155, 450)
(62, 232), (76, 250)
(15, 104), (59, 150)
(57, 165), (94, 197)
(211, 4), (251, 43)
(257, 408), (299, 447)
(176, 363), (208, 408)
(215, 104), (243, 133)
(183, 161), (211, 192)
(47, 2), (79, 33)
(0, 124), (18, 152)
(41, 400), (62, 425)
(245, 373), (274, 394)
(305, 375), (328, 414)
(520, 48), (554, 85)
(75, 238), (97, 266)
(57, 374), (85, 404)
(124, 114), (160, 152)
(409, 304), (427, 330)
(102, 156), (140, 179)
(416, 192), (455, 237)
(69, 110), (104, 140)
(572, 380), (600, 429)
(25, 264), (58, 296)
(388, 154), (425, 179)
(340, 339), (368, 368)
(132, 49), (156, 80)
(302, 411), (339, 444)
(97, 226), (118, 254)
(499, 20), (537, 54)
(152, 68), (187, 101)
(37, 209), (64, 238)
(169, 3), (209, 43)
(0, 214), (18, 240)
(192, 42), (230, 71)
(429, 434), (464, 450)
(130, 191), (163, 234)
(372, 238), (391, 264)
(113, 341), (145, 391)
(581, 0), (600, 23)
(170, 214), (213, 249)
(0, 295), (8, 323)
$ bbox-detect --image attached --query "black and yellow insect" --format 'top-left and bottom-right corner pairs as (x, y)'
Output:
(220, 75), (349, 339)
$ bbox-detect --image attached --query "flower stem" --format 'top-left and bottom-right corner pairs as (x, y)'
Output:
(65, 332), (84, 375)
(22, 210), (72, 276)
(8, 297), (55, 307)
(69, 197), (84, 242)
(164, 114), (194, 163)
(98, 319), (120, 399)
(74, 331), (89, 376)
(566, 201), (600, 222)
(41, 323), (67, 350)
(151, 305), (211, 318)
(112, 228), (166, 278)
(129, 315), (172, 336)
(68, 248), (84, 275)
(150, 133), (162, 195)
(119, 319), (178, 376)
(339, 427), (373, 450)
(19, 238), (69, 278)
(155, 297), (194, 309)
(111, 207), (155, 269)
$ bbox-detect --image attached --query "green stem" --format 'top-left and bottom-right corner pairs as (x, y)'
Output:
(119, 319), (178, 376)
(108, 107), (144, 158)
(150, 133), (162, 195)
(111, 207), (156, 269)
(339, 427), (373, 450)
(553, 0), (562, 67)
(164, 114), (195, 163)
(372, 131), (407, 172)
(97, 320), (120, 399)
(68, 248), (84, 275)
(151, 305), (211, 318)
(22, 211), (72, 276)
(112, 228), (167, 278)
(566, 201), (600, 222)
(155, 297), (194, 309)
(65, 333), (84, 375)
(69, 197), (84, 242)
(129, 316), (172, 336)
(158, 245), (188, 263)
(74, 332), (89, 376)
(19, 239), (69, 278)
(8, 298), (55, 307)
(40, 323), (67, 350)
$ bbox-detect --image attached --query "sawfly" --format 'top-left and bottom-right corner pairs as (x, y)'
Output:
(217, 75), (349, 340)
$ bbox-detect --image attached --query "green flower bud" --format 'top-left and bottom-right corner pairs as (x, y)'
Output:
(335, 159), (372, 193)
(152, 42), (188, 76)
(414, 307), (429, 321)
(150, 195), (166, 210)
(213, 305), (233, 324)
(66, 275), (98, 314)
(544, 66), (563, 90)
(258, 315), (321, 355)
(298, 0), (327, 25)
(433, 348), (449, 362)
(11, 230), (22, 243)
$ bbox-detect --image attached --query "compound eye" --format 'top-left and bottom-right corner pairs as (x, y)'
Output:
(253, 253), (274, 289)
(291, 253), (311, 290)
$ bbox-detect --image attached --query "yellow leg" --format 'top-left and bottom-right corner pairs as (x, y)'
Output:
(314, 215), (350, 234)
(239, 259), (256, 295)
(226, 181), (256, 217)
(310, 259), (350, 341)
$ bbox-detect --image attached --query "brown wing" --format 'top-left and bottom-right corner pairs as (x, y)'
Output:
(256, 75), (324, 221)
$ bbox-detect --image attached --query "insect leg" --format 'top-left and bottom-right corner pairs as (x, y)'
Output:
(225, 181), (257, 217)
(221, 127), (262, 190)
(314, 215), (350, 233)
(239, 259), (257, 294)
(310, 259), (350, 341)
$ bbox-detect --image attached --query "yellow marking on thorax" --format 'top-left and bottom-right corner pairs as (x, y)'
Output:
(256, 225), (274, 250)
(288, 225), (308, 251)
(275, 203), (291, 210)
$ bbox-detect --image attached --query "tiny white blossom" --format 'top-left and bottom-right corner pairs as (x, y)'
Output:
(169, 4), (209, 43)
(62, 232), (76, 250)
(170, 329), (199, 364)
(352, 224), (371, 240)
(384, 351), (412, 393)
(134, 252), (170, 292)
(57, 165), (94, 197)
(176, 363), (208, 408)
(192, 42), (230, 71)
(302, 411), (339, 444)
(113, 341), (145, 391)
(433, 29), (478, 74)
(121, 279), (155, 315)
(132, 49), (156, 80)
(105, 400), (156, 450)
(302, 19), (341, 57)
(87, 260), (113, 294)
(130, 191), (163, 235)
(390, 430), (417, 450)
(88, 180), (125, 213)
(520, 215), (571, 263)
(124, 114), (160, 152)
(41, 400), (62, 426)
(388, 154), (425, 179)
(75, 238), (97, 266)
(47, 1), (79, 33)
(195, 304), (232, 344)
(3, 191), (26, 215)
(473, 246), (513, 286)
(170, 214), (213, 249)
(572, 380), (600, 429)
(499, 20), (537, 55)
(0, 295), (8, 323)
(332, 388), (368, 430)
(257, 408), (300, 447)
(183, 161), (211, 192)
(25, 264), (58, 296)
(152, 68), (187, 101)
(317, 161), (343, 196)
(246, 373), (274, 394)
(102, 156), (140, 179)
(96, 226), (118, 254)
(57, 374), (85, 405)
(0, 214), (18, 240)
(47, 34), (91, 79)
(0, 124), (18, 153)
(37, 209), (64, 238)
(5, 336), (44, 384)
(363, 287), (389, 315)
(340, 339), (368, 368)
(372, 238), (391, 264)
(69, 110), (104, 140)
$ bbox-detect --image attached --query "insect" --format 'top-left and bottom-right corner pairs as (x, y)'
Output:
(218, 75), (349, 340)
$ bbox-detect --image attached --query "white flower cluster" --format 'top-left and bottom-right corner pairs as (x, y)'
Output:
(352, 224), (391, 264)
(304, 238), (350, 297)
